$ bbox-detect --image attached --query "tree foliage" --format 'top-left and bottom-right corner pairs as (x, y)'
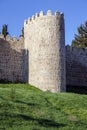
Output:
(2, 24), (9, 39)
(72, 21), (87, 48)
(22, 27), (24, 37)
(20, 27), (24, 37)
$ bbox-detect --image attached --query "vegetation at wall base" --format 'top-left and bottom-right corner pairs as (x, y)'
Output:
(0, 84), (87, 130)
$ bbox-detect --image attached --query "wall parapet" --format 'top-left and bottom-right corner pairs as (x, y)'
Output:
(24, 10), (64, 26)
(0, 34), (24, 43)
(66, 45), (87, 55)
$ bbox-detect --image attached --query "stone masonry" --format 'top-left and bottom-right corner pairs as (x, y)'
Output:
(24, 10), (66, 92)
(0, 10), (87, 92)
(66, 45), (87, 87)
(0, 35), (25, 82)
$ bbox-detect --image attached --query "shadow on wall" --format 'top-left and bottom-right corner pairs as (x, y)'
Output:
(66, 85), (87, 94)
(0, 38), (28, 83)
(66, 60), (87, 94)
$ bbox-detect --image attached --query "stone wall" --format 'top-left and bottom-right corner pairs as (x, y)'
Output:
(0, 34), (25, 82)
(24, 10), (66, 92)
(0, 10), (87, 92)
(66, 46), (87, 87)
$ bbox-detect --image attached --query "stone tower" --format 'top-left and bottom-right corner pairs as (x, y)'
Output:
(24, 10), (66, 92)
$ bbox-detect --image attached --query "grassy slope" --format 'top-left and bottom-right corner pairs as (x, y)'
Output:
(0, 84), (87, 130)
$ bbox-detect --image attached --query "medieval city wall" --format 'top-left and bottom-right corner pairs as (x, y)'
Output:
(66, 45), (87, 87)
(24, 10), (66, 92)
(0, 10), (87, 92)
(0, 34), (25, 82)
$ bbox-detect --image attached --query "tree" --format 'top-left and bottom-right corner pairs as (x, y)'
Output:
(71, 21), (87, 48)
(2, 24), (9, 39)
(22, 27), (24, 37)
(20, 27), (24, 37)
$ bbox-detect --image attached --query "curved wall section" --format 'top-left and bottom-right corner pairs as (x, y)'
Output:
(24, 10), (66, 92)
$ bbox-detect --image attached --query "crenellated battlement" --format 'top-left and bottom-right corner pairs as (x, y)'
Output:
(0, 34), (24, 43)
(66, 45), (87, 55)
(24, 10), (64, 26)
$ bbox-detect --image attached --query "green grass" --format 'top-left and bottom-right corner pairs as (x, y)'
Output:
(0, 84), (87, 130)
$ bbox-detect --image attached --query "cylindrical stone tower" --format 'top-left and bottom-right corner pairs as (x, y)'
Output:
(24, 10), (66, 92)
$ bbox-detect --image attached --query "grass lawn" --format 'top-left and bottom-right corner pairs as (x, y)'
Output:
(0, 84), (87, 130)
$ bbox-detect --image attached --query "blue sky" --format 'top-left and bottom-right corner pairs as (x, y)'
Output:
(0, 0), (87, 45)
